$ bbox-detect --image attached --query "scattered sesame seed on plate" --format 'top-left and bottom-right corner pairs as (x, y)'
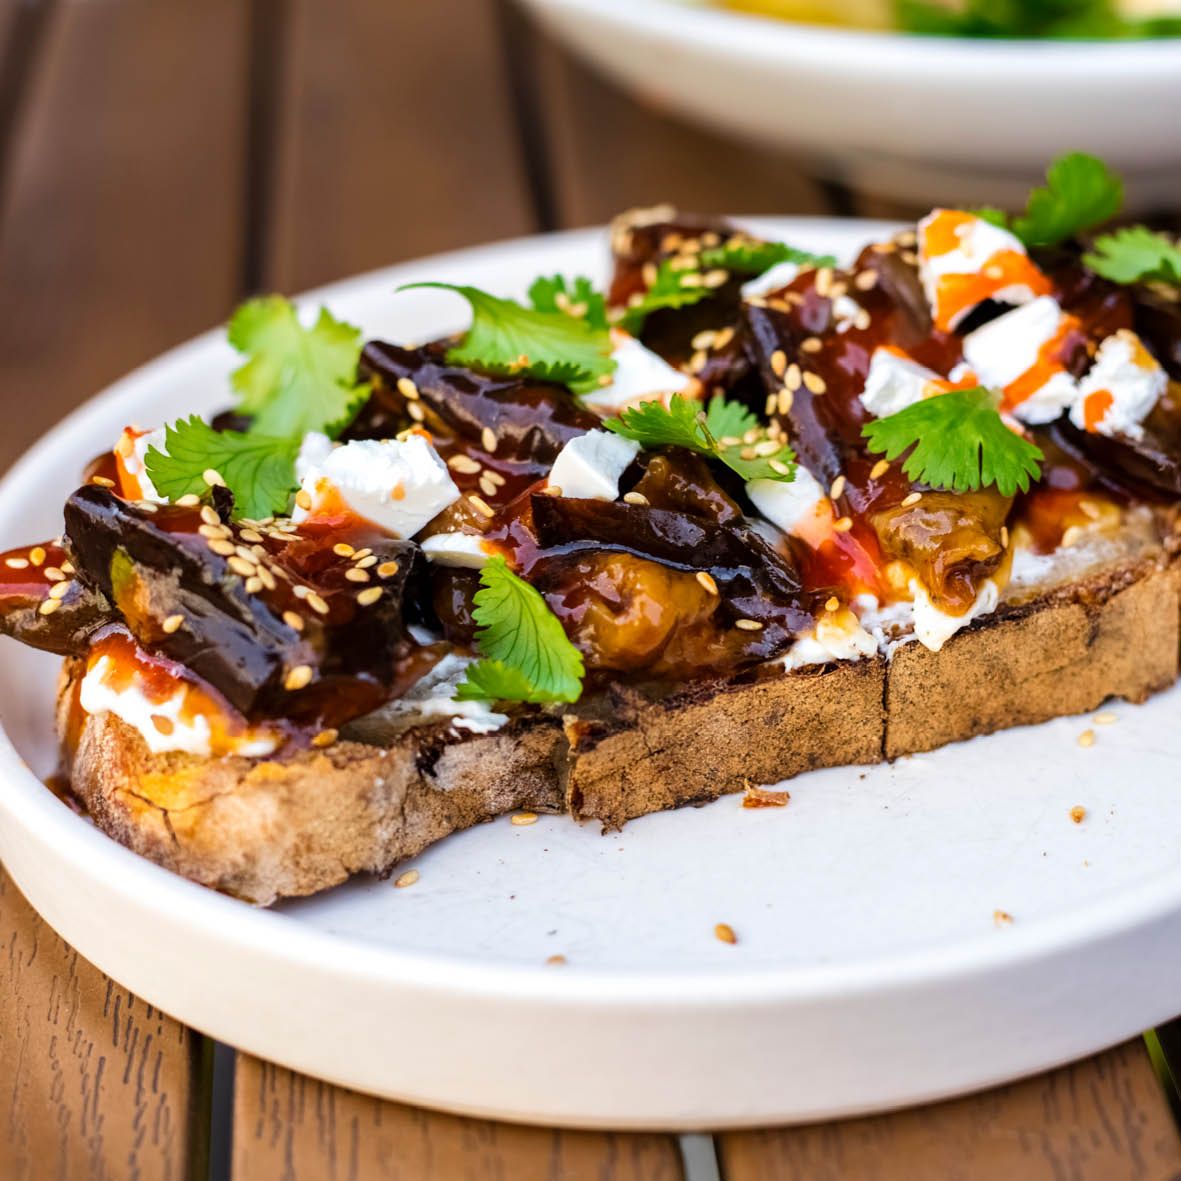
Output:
(394, 869), (420, 888)
(714, 923), (738, 945)
(162, 613), (185, 634)
(1093, 711), (1118, 725)
(511, 812), (539, 826)
(1070, 805), (1087, 824)
(993, 910), (1014, 927)
(1078, 729), (1096, 748)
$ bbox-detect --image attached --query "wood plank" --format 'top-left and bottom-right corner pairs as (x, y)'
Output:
(0, 0), (250, 473)
(720, 1039), (1181, 1181)
(263, 0), (535, 294)
(0, 867), (200, 1180)
(533, 35), (829, 228)
(231, 1054), (684, 1181)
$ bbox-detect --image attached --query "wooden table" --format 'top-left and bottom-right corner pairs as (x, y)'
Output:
(2, 2), (1181, 1176)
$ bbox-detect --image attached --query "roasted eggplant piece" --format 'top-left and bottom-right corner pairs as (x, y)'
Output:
(0, 539), (111, 654)
(64, 486), (425, 725)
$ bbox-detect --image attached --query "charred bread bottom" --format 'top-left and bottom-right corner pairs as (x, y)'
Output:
(59, 552), (1181, 905)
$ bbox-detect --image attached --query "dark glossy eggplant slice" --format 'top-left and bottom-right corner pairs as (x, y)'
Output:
(64, 486), (424, 725)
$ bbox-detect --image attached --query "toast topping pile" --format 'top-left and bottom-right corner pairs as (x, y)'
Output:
(4, 152), (1181, 754)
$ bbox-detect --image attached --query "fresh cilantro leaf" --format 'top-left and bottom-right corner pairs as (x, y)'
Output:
(454, 555), (584, 704)
(145, 415), (298, 519)
(617, 261), (713, 335)
(605, 393), (797, 484)
(528, 274), (609, 331)
(400, 282), (614, 395)
(698, 239), (836, 275)
(1083, 225), (1181, 285)
(973, 206), (1010, 229)
(229, 296), (370, 440)
(897, 0), (1127, 37)
(1009, 152), (1123, 247)
(861, 387), (1043, 497)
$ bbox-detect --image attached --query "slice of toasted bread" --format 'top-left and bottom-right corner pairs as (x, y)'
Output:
(58, 549), (1180, 905)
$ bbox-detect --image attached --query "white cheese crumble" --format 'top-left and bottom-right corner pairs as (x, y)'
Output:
(548, 429), (641, 501)
(746, 466), (828, 537)
(831, 294), (863, 333)
(781, 607), (878, 670)
(961, 296), (1079, 425)
(908, 577), (999, 652)
(292, 432), (459, 538)
(1069, 329), (1167, 440)
(740, 259), (800, 298)
(420, 532), (493, 569)
(859, 348), (949, 418)
(79, 654), (280, 758)
(364, 652), (508, 735)
(581, 331), (693, 417)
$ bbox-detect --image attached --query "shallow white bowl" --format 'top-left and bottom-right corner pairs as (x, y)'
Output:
(2, 220), (1181, 1129)
(521, 0), (1181, 210)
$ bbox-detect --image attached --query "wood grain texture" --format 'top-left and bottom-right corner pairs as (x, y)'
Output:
(0, 0), (250, 473)
(533, 35), (829, 228)
(263, 0), (534, 294)
(0, 867), (199, 1181)
(720, 1039), (1181, 1181)
(231, 1055), (684, 1181)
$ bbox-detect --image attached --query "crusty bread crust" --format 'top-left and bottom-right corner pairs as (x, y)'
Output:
(58, 551), (1181, 904)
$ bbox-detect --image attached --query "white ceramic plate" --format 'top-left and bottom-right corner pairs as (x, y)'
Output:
(2, 219), (1181, 1131)
(519, 0), (1181, 211)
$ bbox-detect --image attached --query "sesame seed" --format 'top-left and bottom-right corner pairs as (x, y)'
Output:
(28, 547), (45, 567)
(136, 501), (159, 514)
(833, 516), (854, 532)
(345, 568), (370, 582)
(235, 544), (259, 563)
(896, 229), (917, 248)
(162, 613), (184, 634)
(765, 393), (777, 416)
(622, 492), (649, 506)
(800, 337), (823, 353)
(352, 548), (373, 560)
(481, 427), (497, 453)
(407, 401), (426, 422)
(307, 592), (331, 615)
(870, 459), (890, 480)
(200, 505), (221, 526)
(295, 489), (313, 511)
(284, 664), (314, 691)
(900, 250), (919, 267)
(1000, 526), (1010, 548)
(734, 618), (763, 631)
(292, 584), (310, 599)
(257, 567), (277, 591)
(37, 599), (61, 616)
(777, 388), (794, 416)
(312, 728), (339, 749)
(208, 539), (236, 557)
(900, 492), (922, 508)
(692, 329), (718, 351)
(43, 567), (64, 582)
(356, 555), (377, 569)
(769, 459), (792, 476)
(770, 349), (787, 377)
(546, 955), (567, 966)
(202, 468), (226, 488)
(993, 910), (1014, 927)
(175, 493), (201, 507)
(333, 542), (355, 557)
(90, 475), (116, 488)
(228, 556), (256, 578)
(448, 454), (481, 475)
(1078, 729), (1096, 748)
(377, 560), (400, 578)
(245, 576), (264, 594)
(802, 371), (827, 395)
(282, 610), (304, 632)
(511, 812), (539, 826)
(696, 570), (719, 595)
(714, 923), (738, 945)
(485, 470), (506, 487)
(784, 363), (802, 391)
(854, 270), (878, 291)
(479, 475), (497, 498)
(394, 868), (420, 888)
(1070, 805), (1087, 824)
(356, 586), (383, 606)
(5, 557), (28, 570)
(829, 475), (846, 500)
(825, 596), (840, 612)
(396, 376), (419, 401)
(60, 561), (74, 575)
(814, 268), (833, 297)
(1093, 711), (1118, 725)
(47, 580), (72, 600)
(239, 528), (263, 544)
(469, 495), (495, 518)
(198, 524), (227, 540)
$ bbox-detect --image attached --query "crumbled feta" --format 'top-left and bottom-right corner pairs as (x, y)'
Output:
(580, 331), (693, 417)
(917, 209), (1050, 331)
(295, 430), (334, 480)
(747, 466), (828, 537)
(1069, 329), (1167, 440)
(115, 426), (167, 502)
(741, 259), (800, 298)
(961, 296), (1080, 425)
(908, 577), (999, 652)
(548, 429), (640, 501)
(831, 294), (863, 333)
(79, 653), (280, 758)
(859, 347), (949, 418)
(781, 607), (878, 669)
(292, 433), (459, 537)
(421, 531), (492, 569)
(363, 652), (508, 735)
